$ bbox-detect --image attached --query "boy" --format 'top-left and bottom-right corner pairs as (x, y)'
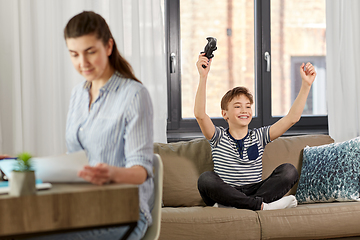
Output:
(194, 53), (316, 210)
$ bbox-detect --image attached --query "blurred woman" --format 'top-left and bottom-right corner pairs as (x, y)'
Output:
(39, 11), (154, 240)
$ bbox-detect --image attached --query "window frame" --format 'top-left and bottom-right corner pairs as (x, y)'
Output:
(165, 0), (328, 141)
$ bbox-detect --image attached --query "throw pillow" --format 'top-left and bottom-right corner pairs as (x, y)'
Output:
(295, 137), (360, 203)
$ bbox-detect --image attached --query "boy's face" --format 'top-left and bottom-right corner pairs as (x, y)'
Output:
(222, 94), (253, 128)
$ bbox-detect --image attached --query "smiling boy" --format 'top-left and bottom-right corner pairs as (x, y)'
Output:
(194, 53), (316, 210)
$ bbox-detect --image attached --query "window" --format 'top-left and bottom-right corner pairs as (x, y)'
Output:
(166, 0), (327, 141)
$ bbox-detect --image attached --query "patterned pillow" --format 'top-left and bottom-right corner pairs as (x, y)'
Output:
(295, 137), (360, 203)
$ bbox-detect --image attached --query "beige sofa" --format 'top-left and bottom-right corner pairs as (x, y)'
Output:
(154, 135), (360, 240)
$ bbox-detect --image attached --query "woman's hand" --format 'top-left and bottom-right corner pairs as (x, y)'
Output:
(78, 163), (115, 185)
(300, 62), (316, 87)
(0, 154), (10, 160)
(78, 164), (148, 185)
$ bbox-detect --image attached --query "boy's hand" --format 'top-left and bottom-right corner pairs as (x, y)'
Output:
(196, 53), (212, 78)
(300, 62), (316, 87)
(270, 62), (316, 141)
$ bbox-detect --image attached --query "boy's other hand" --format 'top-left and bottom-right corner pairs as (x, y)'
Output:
(196, 53), (212, 78)
(300, 62), (316, 86)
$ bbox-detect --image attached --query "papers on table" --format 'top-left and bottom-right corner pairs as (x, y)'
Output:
(0, 150), (88, 183)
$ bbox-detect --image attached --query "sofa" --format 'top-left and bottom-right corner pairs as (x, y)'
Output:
(153, 135), (360, 240)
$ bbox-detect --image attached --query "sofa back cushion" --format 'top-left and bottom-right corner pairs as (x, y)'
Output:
(153, 138), (213, 207)
(262, 134), (334, 195)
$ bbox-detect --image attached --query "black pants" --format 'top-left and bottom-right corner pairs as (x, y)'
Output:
(197, 163), (299, 211)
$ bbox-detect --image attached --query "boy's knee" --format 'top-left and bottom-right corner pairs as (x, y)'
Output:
(198, 171), (218, 189)
(278, 163), (299, 183)
(276, 163), (299, 184)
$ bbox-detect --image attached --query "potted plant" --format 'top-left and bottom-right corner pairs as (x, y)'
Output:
(9, 152), (36, 196)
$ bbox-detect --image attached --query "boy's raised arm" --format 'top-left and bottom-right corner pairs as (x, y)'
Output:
(269, 62), (316, 141)
(194, 54), (215, 140)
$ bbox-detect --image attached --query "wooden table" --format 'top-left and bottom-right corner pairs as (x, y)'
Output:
(0, 183), (139, 239)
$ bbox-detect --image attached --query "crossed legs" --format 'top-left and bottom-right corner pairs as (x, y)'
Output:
(197, 163), (299, 211)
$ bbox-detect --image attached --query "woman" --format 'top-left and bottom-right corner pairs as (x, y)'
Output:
(47, 11), (153, 240)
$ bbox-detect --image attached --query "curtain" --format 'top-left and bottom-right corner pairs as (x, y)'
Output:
(0, 0), (167, 157)
(326, 0), (360, 142)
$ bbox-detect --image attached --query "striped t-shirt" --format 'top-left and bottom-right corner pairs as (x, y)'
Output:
(209, 125), (271, 187)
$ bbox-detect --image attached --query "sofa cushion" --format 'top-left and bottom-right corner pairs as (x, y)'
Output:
(258, 201), (360, 239)
(154, 138), (213, 207)
(160, 207), (261, 240)
(295, 137), (360, 203)
(262, 134), (334, 195)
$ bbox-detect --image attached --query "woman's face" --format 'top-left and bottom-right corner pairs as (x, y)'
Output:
(66, 34), (113, 82)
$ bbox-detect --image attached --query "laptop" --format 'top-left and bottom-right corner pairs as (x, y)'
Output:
(0, 150), (88, 183)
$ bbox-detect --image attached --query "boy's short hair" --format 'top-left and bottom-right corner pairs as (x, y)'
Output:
(221, 86), (254, 110)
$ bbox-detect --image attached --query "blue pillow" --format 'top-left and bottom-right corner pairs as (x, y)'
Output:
(295, 137), (360, 203)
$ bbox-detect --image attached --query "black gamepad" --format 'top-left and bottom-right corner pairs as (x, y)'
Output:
(201, 37), (217, 68)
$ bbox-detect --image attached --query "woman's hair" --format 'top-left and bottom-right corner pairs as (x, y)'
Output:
(64, 11), (140, 83)
(221, 86), (254, 110)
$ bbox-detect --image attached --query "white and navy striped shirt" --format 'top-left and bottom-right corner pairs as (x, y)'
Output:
(210, 126), (271, 187)
(66, 72), (154, 225)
